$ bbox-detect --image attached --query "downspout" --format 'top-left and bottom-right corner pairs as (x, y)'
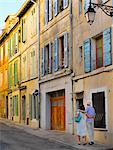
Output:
(70, 0), (74, 135)
(37, 0), (41, 128)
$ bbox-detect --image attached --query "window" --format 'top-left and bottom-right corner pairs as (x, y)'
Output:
(96, 36), (103, 68)
(13, 95), (18, 116)
(30, 49), (36, 78)
(29, 94), (38, 120)
(59, 36), (64, 68)
(31, 7), (37, 36)
(42, 43), (52, 75)
(92, 92), (106, 128)
(9, 64), (12, 88)
(45, 0), (53, 24)
(22, 18), (27, 43)
(84, 27), (112, 73)
(79, 46), (83, 63)
(79, 0), (82, 15)
(14, 60), (18, 85)
(22, 54), (27, 80)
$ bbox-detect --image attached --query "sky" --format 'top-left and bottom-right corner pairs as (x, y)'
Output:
(0, 0), (25, 34)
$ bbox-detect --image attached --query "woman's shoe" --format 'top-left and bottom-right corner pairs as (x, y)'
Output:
(83, 143), (87, 145)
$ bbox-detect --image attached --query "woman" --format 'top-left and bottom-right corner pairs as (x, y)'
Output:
(76, 105), (87, 145)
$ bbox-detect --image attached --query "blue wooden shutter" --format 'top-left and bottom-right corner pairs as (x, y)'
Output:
(49, 0), (52, 21)
(45, 0), (49, 24)
(84, 0), (90, 14)
(54, 37), (59, 71)
(42, 47), (45, 76)
(54, 0), (58, 16)
(63, 0), (68, 9)
(64, 32), (68, 68)
(84, 39), (91, 73)
(49, 42), (52, 73)
(103, 27), (112, 66)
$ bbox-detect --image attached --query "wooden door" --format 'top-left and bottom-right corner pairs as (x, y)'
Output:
(51, 96), (65, 131)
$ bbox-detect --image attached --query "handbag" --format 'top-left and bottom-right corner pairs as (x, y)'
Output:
(74, 112), (82, 123)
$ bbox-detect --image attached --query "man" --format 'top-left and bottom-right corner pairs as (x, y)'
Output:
(86, 101), (96, 145)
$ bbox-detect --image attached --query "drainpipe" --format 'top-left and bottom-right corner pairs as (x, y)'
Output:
(69, 0), (73, 71)
(69, 0), (74, 135)
(37, 0), (41, 128)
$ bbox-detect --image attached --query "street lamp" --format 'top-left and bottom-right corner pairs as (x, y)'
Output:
(85, 0), (113, 25)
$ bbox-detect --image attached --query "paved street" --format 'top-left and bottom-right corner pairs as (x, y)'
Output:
(0, 122), (78, 150)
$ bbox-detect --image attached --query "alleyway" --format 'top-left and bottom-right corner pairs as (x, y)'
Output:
(0, 122), (77, 150)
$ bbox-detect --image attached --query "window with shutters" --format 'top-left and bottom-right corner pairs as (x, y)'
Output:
(22, 18), (27, 43)
(79, 0), (82, 15)
(29, 94), (38, 120)
(9, 63), (12, 88)
(43, 44), (52, 75)
(92, 92), (106, 128)
(14, 60), (18, 85)
(30, 49), (36, 78)
(13, 95), (18, 116)
(3, 44), (5, 64)
(22, 54), (27, 80)
(96, 35), (103, 68)
(31, 7), (37, 36)
(58, 0), (69, 13)
(45, 0), (53, 24)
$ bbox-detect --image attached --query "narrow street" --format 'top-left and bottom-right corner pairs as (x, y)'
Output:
(0, 122), (78, 150)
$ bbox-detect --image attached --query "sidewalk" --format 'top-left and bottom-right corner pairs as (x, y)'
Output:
(0, 119), (113, 150)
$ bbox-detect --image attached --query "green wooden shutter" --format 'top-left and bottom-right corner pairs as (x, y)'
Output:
(12, 96), (14, 116)
(14, 61), (18, 85)
(16, 95), (18, 116)
(9, 64), (12, 87)
(8, 39), (11, 58)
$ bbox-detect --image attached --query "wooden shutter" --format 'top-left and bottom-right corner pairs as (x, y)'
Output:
(103, 27), (112, 66)
(15, 32), (18, 52)
(12, 35), (15, 56)
(8, 39), (11, 58)
(54, 0), (58, 16)
(42, 47), (45, 76)
(63, 0), (68, 9)
(16, 95), (18, 116)
(54, 37), (59, 71)
(84, 0), (90, 14)
(49, 42), (52, 73)
(84, 39), (91, 73)
(9, 64), (12, 87)
(64, 32), (68, 68)
(49, 0), (52, 21)
(14, 61), (18, 85)
(29, 94), (32, 120)
(45, 0), (49, 24)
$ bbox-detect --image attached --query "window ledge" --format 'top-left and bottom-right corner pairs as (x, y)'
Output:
(94, 128), (108, 131)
